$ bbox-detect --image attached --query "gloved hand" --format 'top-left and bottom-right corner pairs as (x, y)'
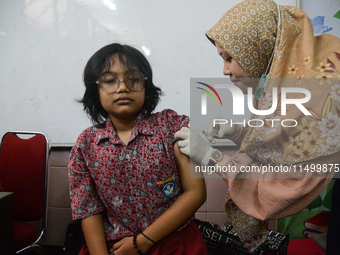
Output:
(204, 116), (243, 144)
(174, 127), (213, 166)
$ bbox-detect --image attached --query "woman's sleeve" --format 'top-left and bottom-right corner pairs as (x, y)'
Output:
(68, 144), (105, 220)
(222, 151), (337, 220)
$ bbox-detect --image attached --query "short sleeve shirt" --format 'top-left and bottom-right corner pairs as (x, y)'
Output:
(68, 109), (190, 241)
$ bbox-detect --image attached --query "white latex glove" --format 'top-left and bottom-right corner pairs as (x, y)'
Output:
(204, 115), (243, 144)
(175, 127), (213, 166)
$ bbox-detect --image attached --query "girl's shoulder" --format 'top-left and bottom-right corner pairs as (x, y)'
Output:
(75, 122), (108, 146)
(152, 109), (189, 122)
(146, 109), (189, 134)
(144, 109), (188, 125)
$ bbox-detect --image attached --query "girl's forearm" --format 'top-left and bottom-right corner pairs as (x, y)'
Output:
(136, 186), (205, 253)
(81, 213), (109, 255)
(139, 157), (206, 251)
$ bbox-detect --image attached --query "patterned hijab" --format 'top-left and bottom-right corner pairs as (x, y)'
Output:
(206, 0), (278, 79)
(206, 0), (340, 252)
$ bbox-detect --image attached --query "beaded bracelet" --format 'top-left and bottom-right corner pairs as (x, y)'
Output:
(141, 232), (156, 244)
(133, 233), (149, 255)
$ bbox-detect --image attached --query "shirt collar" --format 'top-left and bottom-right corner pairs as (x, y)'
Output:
(94, 112), (155, 145)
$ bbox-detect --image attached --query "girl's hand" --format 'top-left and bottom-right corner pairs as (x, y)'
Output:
(110, 236), (137, 255)
(110, 235), (153, 255)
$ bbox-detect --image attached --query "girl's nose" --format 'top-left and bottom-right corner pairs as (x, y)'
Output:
(116, 79), (131, 93)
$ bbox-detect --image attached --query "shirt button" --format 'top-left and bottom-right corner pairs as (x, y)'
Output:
(126, 154), (130, 159)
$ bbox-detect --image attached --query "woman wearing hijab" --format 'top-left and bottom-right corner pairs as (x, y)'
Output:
(175, 0), (340, 253)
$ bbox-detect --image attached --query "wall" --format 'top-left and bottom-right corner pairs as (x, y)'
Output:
(0, 0), (297, 145)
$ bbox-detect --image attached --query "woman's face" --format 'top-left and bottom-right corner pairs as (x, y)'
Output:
(98, 53), (145, 122)
(216, 42), (257, 94)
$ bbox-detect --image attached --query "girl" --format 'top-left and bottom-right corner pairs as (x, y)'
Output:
(68, 43), (209, 255)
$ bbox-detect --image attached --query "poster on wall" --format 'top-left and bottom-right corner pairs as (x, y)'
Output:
(301, 0), (340, 37)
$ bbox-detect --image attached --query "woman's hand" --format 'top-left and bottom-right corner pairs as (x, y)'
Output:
(174, 127), (213, 166)
(203, 115), (243, 143)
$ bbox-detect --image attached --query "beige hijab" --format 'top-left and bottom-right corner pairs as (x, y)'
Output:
(206, 0), (340, 252)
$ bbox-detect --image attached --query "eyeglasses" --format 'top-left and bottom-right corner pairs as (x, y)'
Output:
(96, 72), (147, 94)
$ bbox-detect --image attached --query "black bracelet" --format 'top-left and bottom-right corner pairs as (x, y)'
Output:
(141, 232), (156, 244)
(133, 233), (149, 255)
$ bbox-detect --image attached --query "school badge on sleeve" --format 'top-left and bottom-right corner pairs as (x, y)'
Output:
(162, 181), (175, 197)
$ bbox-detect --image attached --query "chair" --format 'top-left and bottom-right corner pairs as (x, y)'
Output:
(0, 132), (51, 254)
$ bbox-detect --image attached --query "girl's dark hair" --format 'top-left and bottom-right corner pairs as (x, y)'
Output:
(79, 43), (162, 125)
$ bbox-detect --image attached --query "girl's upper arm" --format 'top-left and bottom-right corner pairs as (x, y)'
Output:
(173, 142), (206, 194)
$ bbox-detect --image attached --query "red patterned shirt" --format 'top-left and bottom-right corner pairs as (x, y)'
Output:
(68, 109), (190, 241)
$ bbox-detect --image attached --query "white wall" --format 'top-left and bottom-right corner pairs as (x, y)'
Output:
(0, 0), (298, 145)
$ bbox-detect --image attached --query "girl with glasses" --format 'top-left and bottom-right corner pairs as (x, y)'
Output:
(68, 43), (209, 255)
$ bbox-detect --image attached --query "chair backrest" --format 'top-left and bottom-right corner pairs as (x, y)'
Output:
(0, 132), (50, 225)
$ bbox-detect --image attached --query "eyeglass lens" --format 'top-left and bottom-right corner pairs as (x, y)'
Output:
(98, 72), (146, 94)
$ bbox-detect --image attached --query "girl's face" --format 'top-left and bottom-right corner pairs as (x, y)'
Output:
(98, 53), (145, 122)
(215, 42), (257, 94)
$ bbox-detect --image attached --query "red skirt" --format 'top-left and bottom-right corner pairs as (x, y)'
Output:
(78, 220), (209, 255)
